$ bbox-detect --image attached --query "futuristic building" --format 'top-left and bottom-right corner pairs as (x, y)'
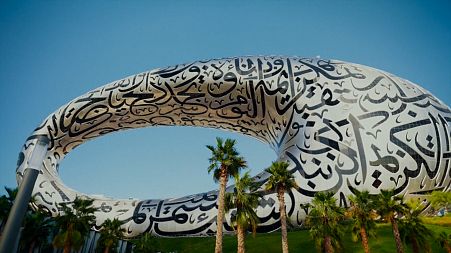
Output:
(17, 56), (450, 237)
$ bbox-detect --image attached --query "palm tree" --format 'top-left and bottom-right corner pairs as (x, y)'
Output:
(20, 210), (54, 253)
(131, 233), (160, 253)
(1, 187), (54, 252)
(0, 187), (18, 231)
(303, 191), (345, 253)
(207, 137), (247, 253)
(264, 161), (298, 253)
(96, 218), (125, 253)
(53, 197), (97, 253)
(375, 189), (407, 253)
(225, 171), (260, 253)
(347, 189), (377, 253)
(438, 232), (451, 253)
(399, 200), (433, 253)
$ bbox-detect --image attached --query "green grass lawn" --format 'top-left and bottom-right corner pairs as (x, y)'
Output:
(151, 223), (450, 253)
(423, 213), (451, 226)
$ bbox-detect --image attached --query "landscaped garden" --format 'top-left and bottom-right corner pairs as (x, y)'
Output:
(146, 222), (450, 253)
(1, 138), (450, 253)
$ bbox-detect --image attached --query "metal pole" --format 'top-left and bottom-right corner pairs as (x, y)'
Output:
(13, 227), (23, 253)
(0, 136), (49, 253)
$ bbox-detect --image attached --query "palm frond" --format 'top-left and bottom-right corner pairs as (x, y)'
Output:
(53, 196), (97, 252)
(225, 171), (260, 234)
(399, 203), (433, 252)
(206, 137), (247, 183)
(264, 161), (298, 193)
(304, 191), (345, 253)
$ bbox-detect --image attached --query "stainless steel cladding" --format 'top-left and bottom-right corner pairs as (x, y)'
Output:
(16, 56), (451, 237)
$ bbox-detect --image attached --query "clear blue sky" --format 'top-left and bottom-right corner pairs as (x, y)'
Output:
(1, 1), (450, 200)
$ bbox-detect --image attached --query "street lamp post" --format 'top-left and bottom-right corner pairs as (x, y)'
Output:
(0, 136), (50, 253)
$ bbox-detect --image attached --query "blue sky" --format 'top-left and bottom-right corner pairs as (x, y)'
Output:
(0, 1), (450, 199)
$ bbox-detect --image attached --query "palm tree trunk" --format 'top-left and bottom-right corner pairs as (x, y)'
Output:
(28, 241), (36, 253)
(104, 241), (112, 253)
(390, 217), (404, 253)
(237, 224), (246, 253)
(360, 226), (370, 253)
(277, 188), (289, 253)
(214, 167), (228, 253)
(445, 241), (451, 253)
(63, 244), (71, 253)
(64, 224), (73, 253)
(324, 236), (334, 253)
(410, 236), (419, 253)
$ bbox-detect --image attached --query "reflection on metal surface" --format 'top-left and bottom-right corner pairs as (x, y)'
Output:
(17, 56), (450, 237)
